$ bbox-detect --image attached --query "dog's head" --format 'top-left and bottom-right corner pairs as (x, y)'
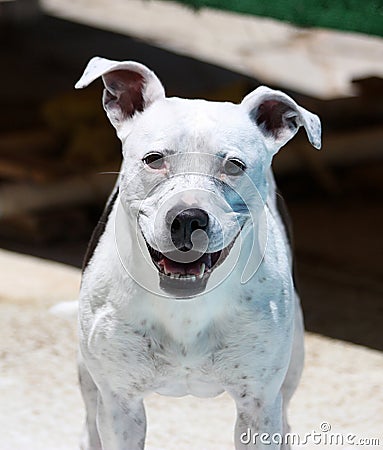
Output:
(76, 57), (321, 297)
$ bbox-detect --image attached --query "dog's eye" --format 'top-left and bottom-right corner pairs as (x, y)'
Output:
(223, 158), (246, 176)
(142, 152), (165, 170)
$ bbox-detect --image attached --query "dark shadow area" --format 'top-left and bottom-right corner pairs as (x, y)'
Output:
(278, 167), (383, 351)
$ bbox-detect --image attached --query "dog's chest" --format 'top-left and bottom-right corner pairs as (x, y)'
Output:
(88, 290), (267, 397)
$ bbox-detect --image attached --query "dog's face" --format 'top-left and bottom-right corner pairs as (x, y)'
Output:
(76, 57), (321, 297)
(118, 98), (263, 296)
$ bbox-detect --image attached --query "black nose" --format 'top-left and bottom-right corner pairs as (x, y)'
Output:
(168, 208), (209, 252)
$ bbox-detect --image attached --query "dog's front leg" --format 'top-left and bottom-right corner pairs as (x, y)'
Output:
(96, 388), (147, 450)
(79, 360), (102, 450)
(234, 392), (283, 450)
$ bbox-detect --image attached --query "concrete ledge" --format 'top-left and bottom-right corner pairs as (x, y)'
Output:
(0, 249), (381, 449)
(41, 0), (383, 99)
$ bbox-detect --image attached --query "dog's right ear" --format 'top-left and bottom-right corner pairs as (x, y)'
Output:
(75, 57), (165, 136)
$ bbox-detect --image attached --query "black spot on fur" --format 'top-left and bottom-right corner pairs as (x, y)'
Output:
(134, 416), (144, 426)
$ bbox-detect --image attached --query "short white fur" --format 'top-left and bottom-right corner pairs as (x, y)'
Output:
(75, 57), (321, 450)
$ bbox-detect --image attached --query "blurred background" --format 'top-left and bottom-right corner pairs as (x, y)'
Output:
(0, 0), (382, 353)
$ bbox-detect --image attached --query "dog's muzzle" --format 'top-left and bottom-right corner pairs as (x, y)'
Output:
(145, 207), (238, 297)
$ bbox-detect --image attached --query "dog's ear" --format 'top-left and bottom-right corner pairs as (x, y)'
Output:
(241, 86), (321, 153)
(75, 57), (165, 135)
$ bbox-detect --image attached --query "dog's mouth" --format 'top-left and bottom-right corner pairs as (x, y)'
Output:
(145, 238), (237, 297)
(147, 246), (223, 279)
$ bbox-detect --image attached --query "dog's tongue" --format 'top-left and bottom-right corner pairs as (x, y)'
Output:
(159, 254), (211, 276)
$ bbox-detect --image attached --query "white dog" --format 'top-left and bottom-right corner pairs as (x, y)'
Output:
(75, 57), (321, 450)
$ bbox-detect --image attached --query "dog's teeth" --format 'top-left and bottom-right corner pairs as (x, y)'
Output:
(190, 275), (196, 282)
(169, 273), (182, 279)
(198, 263), (205, 279)
(173, 273), (182, 279)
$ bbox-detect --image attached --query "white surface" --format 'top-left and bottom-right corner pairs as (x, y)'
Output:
(41, 0), (383, 99)
(0, 249), (382, 449)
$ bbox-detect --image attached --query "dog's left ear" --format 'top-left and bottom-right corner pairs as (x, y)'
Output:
(241, 86), (321, 153)
(75, 57), (165, 136)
